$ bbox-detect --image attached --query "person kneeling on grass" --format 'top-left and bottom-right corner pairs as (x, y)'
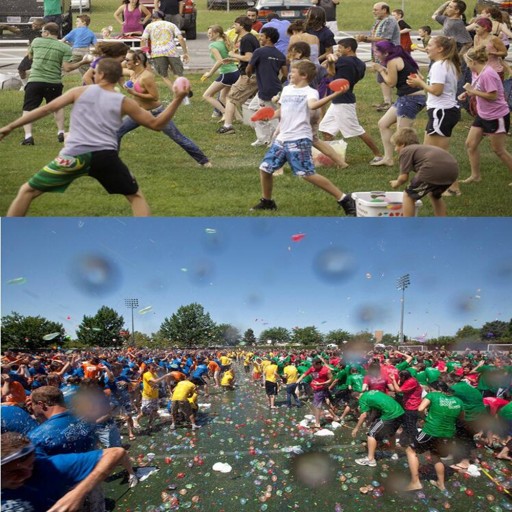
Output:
(250, 60), (357, 216)
(0, 58), (189, 217)
(389, 127), (459, 217)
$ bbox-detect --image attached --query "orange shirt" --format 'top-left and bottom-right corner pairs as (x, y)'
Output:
(3, 381), (26, 405)
(208, 361), (220, 373)
(83, 363), (101, 379)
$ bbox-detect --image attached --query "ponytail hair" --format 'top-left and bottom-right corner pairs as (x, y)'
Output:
(209, 24), (233, 52)
(432, 35), (461, 76)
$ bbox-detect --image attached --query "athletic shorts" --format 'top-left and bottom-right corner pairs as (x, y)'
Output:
(312, 389), (329, 408)
(319, 103), (365, 138)
(412, 430), (454, 457)
(152, 56), (184, 77)
(141, 398), (158, 415)
(190, 377), (205, 386)
(215, 70), (240, 86)
(394, 94), (426, 119)
(28, 150), (139, 195)
(265, 381), (278, 396)
(399, 410), (418, 446)
(368, 416), (403, 441)
(260, 138), (315, 176)
(23, 81), (63, 111)
(472, 112), (510, 135)
(171, 399), (192, 417)
(405, 180), (451, 201)
(426, 107), (461, 137)
(227, 74), (258, 105)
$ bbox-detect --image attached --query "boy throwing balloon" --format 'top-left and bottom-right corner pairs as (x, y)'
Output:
(250, 60), (357, 216)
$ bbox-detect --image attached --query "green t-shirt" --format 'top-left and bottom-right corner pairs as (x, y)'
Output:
(358, 390), (404, 421)
(395, 361), (410, 371)
(346, 373), (364, 392)
(423, 392), (463, 438)
(209, 40), (238, 75)
(450, 381), (486, 421)
(416, 370), (427, 385)
(446, 361), (462, 372)
(425, 367), (441, 384)
(28, 37), (72, 84)
(498, 402), (512, 421)
(476, 365), (512, 392)
(332, 368), (348, 390)
(44, 0), (62, 16)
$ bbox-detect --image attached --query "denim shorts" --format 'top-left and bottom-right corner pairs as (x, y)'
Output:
(260, 138), (315, 176)
(394, 94), (426, 119)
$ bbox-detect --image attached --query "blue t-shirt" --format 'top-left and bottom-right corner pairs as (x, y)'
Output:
(261, 19), (291, 55)
(192, 364), (208, 379)
(1, 405), (38, 435)
(249, 46), (286, 101)
(331, 55), (366, 105)
(63, 26), (97, 48)
(1, 449), (102, 512)
(28, 411), (96, 455)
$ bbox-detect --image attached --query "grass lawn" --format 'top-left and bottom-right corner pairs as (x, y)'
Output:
(1, 67), (511, 217)
(87, 0), (481, 35)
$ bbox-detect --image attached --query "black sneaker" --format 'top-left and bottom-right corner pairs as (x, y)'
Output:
(21, 136), (34, 146)
(57, 133), (65, 143)
(250, 198), (277, 211)
(188, 90), (194, 98)
(217, 125), (235, 134)
(339, 194), (357, 216)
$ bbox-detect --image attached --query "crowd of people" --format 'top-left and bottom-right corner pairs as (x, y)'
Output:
(1, 343), (511, 510)
(1, 1), (512, 216)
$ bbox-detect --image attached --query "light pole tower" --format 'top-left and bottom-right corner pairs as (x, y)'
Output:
(125, 298), (139, 346)
(396, 274), (410, 345)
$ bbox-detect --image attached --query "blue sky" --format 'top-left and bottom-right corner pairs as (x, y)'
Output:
(2, 218), (511, 341)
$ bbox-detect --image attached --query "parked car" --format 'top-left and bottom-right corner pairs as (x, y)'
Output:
(0, 0), (73, 38)
(207, 0), (255, 10)
(142, 0), (197, 39)
(254, 0), (314, 22)
(71, 0), (91, 12)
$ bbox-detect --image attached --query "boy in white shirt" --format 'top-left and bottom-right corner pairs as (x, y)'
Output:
(250, 60), (356, 216)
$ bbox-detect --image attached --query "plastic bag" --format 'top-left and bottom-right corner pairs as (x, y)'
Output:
(312, 139), (347, 167)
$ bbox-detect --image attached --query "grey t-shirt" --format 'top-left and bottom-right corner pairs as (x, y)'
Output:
(318, 0), (337, 22)
(398, 144), (459, 184)
(435, 16), (472, 44)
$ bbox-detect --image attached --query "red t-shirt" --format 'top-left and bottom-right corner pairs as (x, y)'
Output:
(304, 366), (331, 391)
(363, 374), (388, 392)
(400, 377), (423, 410)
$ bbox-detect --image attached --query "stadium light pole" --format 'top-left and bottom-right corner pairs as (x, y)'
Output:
(397, 274), (411, 345)
(125, 298), (139, 346)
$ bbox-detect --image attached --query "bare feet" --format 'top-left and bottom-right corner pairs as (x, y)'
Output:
(462, 176), (481, 184)
(429, 480), (446, 491)
(370, 157), (394, 167)
(405, 482), (423, 491)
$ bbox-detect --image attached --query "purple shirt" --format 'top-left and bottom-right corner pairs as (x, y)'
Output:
(474, 65), (510, 120)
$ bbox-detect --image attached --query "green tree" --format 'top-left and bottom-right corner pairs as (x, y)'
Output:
(380, 333), (397, 345)
(1, 312), (64, 350)
(481, 320), (509, 341)
(291, 326), (323, 345)
(215, 323), (241, 346)
(76, 306), (125, 348)
(243, 328), (257, 346)
(325, 329), (352, 345)
(455, 325), (481, 341)
(158, 303), (216, 348)
(259, 327), (291, 345)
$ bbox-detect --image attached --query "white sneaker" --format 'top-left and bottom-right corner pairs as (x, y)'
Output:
(355, 457), (377, 467)
(192, 424), (201, 430)
(251, 140), (270, 147)
(170, 423), (176, 430)
(391, 453), (399, 461)
(128, 474), (138, 488)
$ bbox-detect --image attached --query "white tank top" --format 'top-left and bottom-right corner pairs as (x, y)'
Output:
(61, 85), (125, 156)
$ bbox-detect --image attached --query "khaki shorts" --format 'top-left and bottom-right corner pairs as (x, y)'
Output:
(227, 74), (258, 106)
(152, 56), (184, 77)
